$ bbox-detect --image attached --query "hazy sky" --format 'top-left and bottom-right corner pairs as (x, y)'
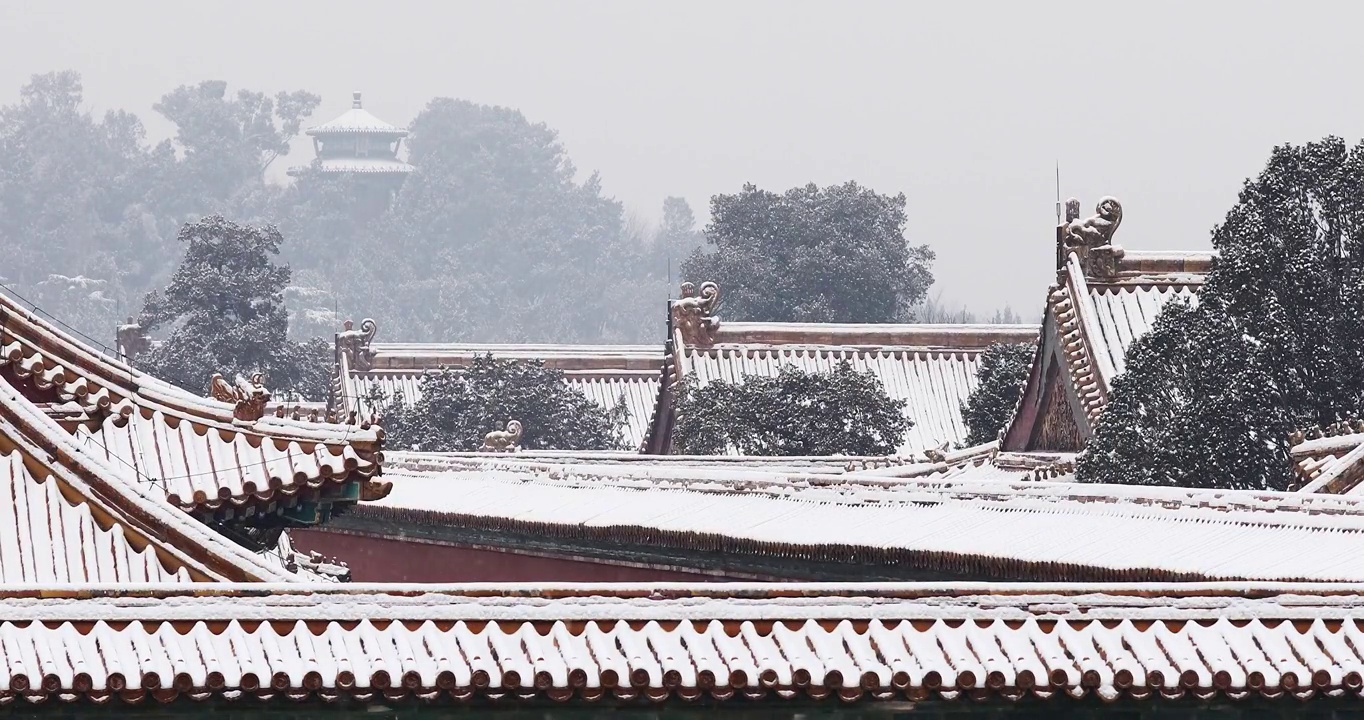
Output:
(2, 1), (1362, 317)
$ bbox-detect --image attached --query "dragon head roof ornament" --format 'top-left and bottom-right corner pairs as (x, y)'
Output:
(671, 281), (721, 347)
(209, 372), (272, 423)
(337, 318), (378, 371)
(1060, 196), (1125, 278)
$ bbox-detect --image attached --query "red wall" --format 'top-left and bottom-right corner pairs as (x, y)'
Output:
(290, 529), (724, 583)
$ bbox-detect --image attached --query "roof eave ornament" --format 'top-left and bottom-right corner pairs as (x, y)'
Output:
(115, 317), (150, 364)
(209, 372), (272, 423)
(670, 281), (721, 347)
(337, 318), (378, 371)
(480, 420), (523, 453)
(1059, 196), (1125, 279)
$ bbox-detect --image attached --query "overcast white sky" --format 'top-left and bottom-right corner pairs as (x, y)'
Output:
(2, 1), (1361, 316)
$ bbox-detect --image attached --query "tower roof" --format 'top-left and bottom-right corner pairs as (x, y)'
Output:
(305, 91), (407, 136)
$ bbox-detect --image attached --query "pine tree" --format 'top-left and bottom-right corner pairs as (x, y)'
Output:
(1078, 137), (1364, 490)
(377, 355), (627, 451)
(961, 342), (1035, 447)
(138, 216), (329, 400)
(672, 362), (911, 456)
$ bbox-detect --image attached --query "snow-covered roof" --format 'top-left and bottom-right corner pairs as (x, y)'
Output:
(390, 443), (1061, 487)
(1, 582), (1362, 704)
(0, 373), (300, 583)
(661, 320), (1041, 456)
(305, 91), (407, 136)
(1002, 246), (1212, 451)
(74, 406), (377, 518)
(0, 289), (384, 520)
(335, 331), (665, 450)
(344, 454), (1364, 582)
(1292, 431), (1364, 494)
(0, 449), (192, 583)
(314, 157), (414, 174)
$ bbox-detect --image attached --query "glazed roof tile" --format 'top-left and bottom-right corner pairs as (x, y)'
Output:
(0, 583), (1361, 704)
(671, 324), (1039, 455)
(0, 290), (381, 516)
(0, 374), (300, 583)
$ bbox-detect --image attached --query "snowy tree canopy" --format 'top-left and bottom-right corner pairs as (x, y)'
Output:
(683, 182), (935, 323)
(672, 362), (911, 456)
(376, 355), (628, 452)
(961, 342), (1035, 447)
(137, 215), (329, 400)
(1079, 137), (1364, 490)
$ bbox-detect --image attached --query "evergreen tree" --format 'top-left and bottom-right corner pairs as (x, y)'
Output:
(1078, 137), (1364, 490)
(672, 362), (911, 456)
(344, 98), (657, 343)
(961, 342), (1035, 446)
(138, 216), (330, 400)
(0, 72), (171, 339)
(683, 182), (934, 323)
(378, 355), (628, 451)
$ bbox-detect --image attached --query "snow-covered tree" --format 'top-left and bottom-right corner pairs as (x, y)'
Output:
(138, 216), (330, 400)
(683, 182), (935, 323)
(340, 98), (660, 343)
(672, 363), (911, 456)
(377, 355), (627, 451)
(1078, 137), (1364, 490)
(153, 81), (319, 213)
(961, 342), (1035, 447)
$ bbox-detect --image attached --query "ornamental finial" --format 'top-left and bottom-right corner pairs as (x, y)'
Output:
(670, 281), (721, 347)
(480, 420), (523, 452)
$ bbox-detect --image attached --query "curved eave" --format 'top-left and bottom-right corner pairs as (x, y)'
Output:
(0, 380), (298, 582)
(0, 289), (381, 446)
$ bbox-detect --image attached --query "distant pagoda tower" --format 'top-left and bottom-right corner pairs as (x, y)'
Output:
(295, 91), (413, 181)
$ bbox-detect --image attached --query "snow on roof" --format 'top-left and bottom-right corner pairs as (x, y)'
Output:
(0, 375), (300, 583)
(670, 324), (1040, 456)
(1078, 253), (1202, 393)
(74, 406), (378, 516)
(1002, 248), (1211, 451)
(314, 156), (413, 173)
(305, 91), (407, 136)
(359, 455), (1364, 582)
(394, 449), (913, 474)
(0, 288), (383, 517)
(0, 449), (192, 583)
(0, 583), (1360, 704)
(1291, 431), (1364, 494)
(340, 342), (666, 450)
(702, 322), (1040, 348)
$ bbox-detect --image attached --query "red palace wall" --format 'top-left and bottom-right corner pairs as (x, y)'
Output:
(290, 530), (725, 583)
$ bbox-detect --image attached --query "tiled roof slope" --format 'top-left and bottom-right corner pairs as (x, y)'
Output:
(2, 583), (1364, 704)
(660, 322), (1040, 456)
(306, 92), (407, 136)
(346, 454), (1364, 582)
(0, 373), (299, 582)
(1002, 227), (1212, 452)
(0, 451), (190, 583)
(335, 333), (664, 450)
(0, 291), (382, 522)
(1292, 431), (1364, 494)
